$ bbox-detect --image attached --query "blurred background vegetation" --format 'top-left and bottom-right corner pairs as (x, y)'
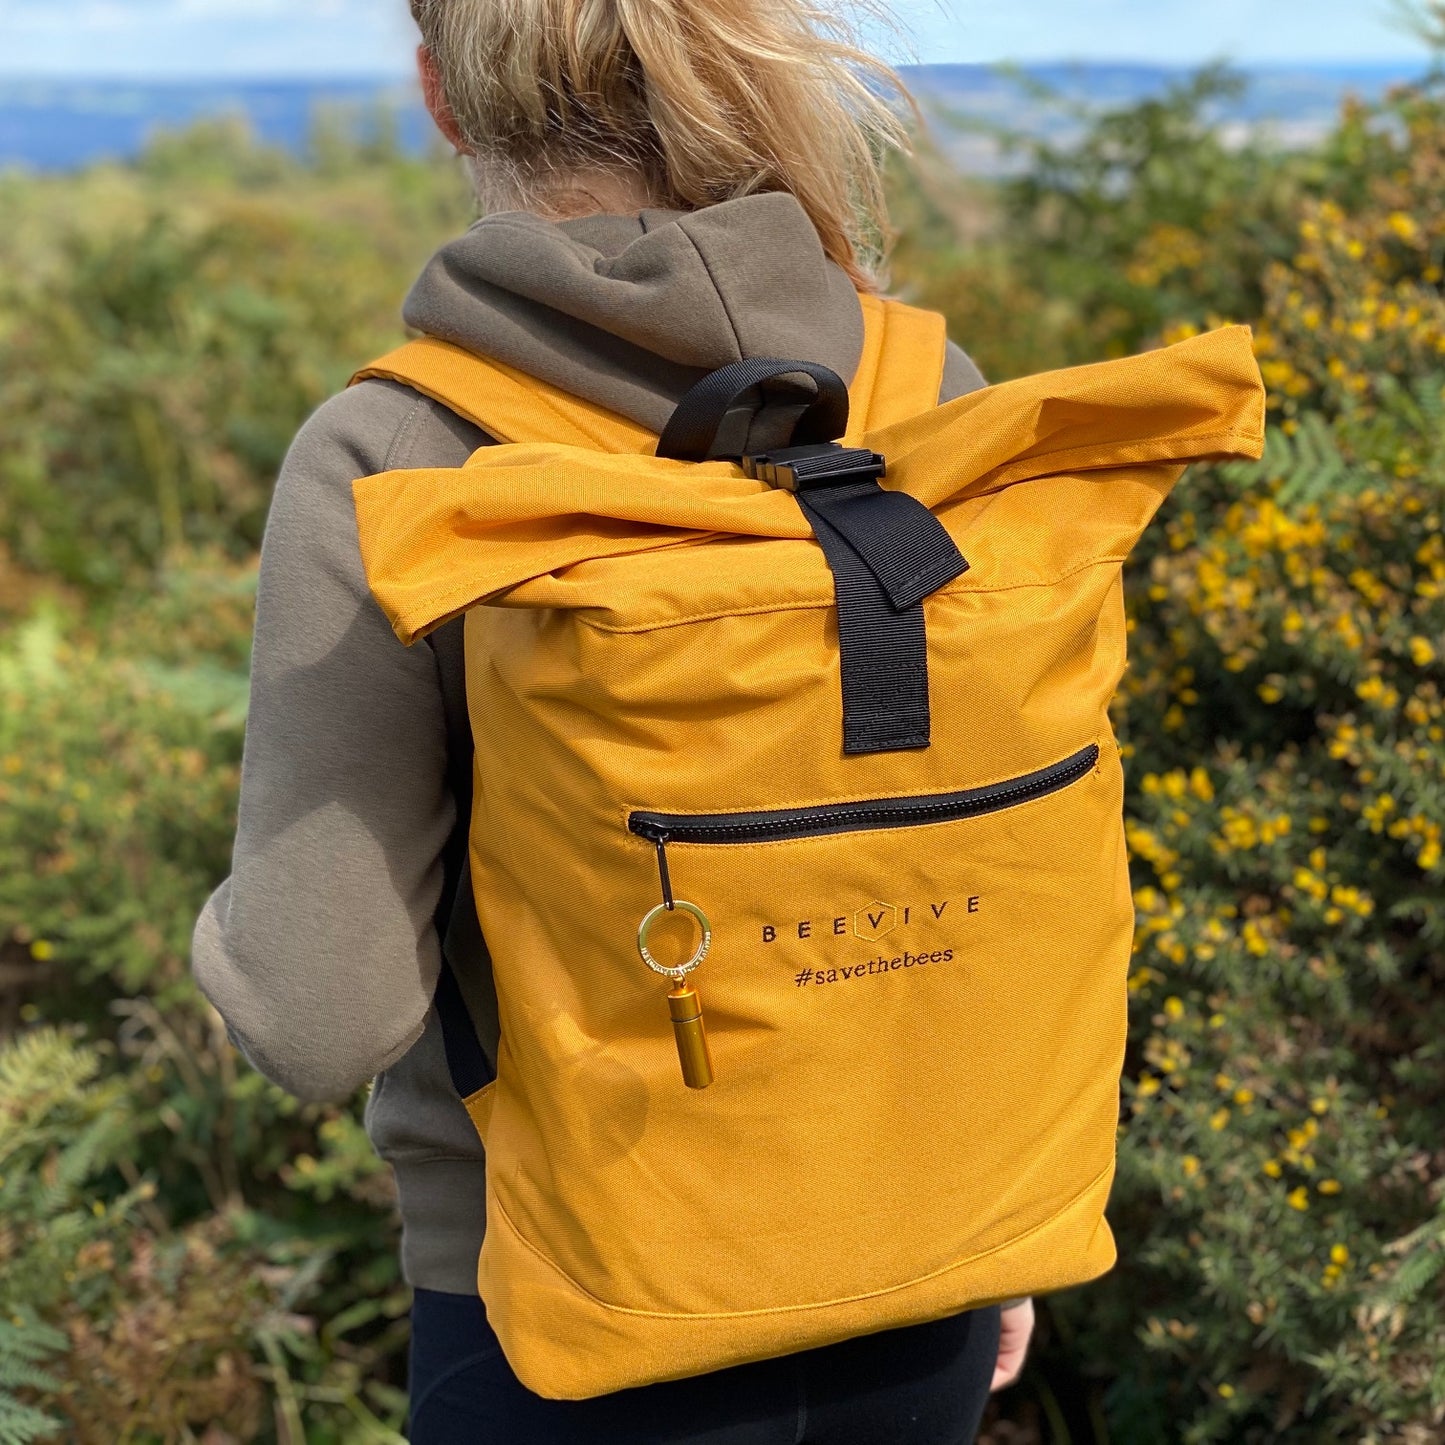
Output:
(2, 36), (1444, 1445)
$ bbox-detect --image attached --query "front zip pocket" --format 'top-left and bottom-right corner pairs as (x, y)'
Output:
(629, 743), (1101, 849)
(623, 740), (1104, 1093)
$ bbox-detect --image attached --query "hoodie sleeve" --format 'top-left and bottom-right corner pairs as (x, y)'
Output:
(192, 380), (486, 1103)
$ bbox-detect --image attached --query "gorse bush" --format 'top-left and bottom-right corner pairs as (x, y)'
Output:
(1254, 86), (1445, 484)
(1042, 80), (1445, 1445)
(892, 67), (1441, 390)
(2, 72), (1443, 1443)
(1095, 422), (1445, 1439)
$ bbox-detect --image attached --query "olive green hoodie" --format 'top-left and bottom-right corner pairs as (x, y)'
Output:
(191, 192), (986, 1294)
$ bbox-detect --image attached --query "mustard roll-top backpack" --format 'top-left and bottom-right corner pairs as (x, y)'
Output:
(351, 296), (1266, 1399)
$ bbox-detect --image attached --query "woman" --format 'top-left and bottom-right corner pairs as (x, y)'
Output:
(192, 0), (1035, 1438)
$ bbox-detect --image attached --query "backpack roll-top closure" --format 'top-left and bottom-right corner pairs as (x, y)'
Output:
(353, 323), (1264, 648)
(353, 325), (1263, 762)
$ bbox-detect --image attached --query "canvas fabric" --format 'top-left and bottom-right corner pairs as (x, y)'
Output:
(351, 302), (1265, 1399)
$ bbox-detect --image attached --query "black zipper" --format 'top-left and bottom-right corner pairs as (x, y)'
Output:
(629, 743), (1100, 848)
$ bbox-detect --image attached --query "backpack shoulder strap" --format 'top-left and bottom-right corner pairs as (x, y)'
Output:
(353, 338), (655, 454)
(356, 296), (946, 458)
(844, 294), (948, 442)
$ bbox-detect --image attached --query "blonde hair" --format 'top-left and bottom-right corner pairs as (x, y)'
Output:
(409, 0), (915, 289)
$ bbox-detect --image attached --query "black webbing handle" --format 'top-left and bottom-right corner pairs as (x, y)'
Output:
(656, 358), (850, 462)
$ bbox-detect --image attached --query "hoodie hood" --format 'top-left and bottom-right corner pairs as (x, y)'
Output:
(402, 192), (867, 435)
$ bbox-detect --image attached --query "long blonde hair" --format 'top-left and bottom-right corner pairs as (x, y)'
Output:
(408, 0), (914, 289)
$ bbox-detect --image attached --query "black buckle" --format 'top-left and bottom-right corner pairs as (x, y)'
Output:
(741, 443), (887, 493)
(742, 437), (967, 757)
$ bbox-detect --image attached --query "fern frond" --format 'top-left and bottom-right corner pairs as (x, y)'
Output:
(0, 1314), (66, 1445)
(1220, 414), (1355, 508)
(0, 1397), (64, 1445)
(1275, 413), (1353, 507)
(0, 1319), (66, 1367)
(0, 1029), (101, 1129)
(0, 1364), (60, 1396)
(1378, 1237), (1445, 1307)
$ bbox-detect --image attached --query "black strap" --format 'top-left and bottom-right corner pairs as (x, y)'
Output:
(800, 500), (935, 753)
(434, 955), (492, 1099)
(801, 482), (968, 612)
(424, 621), (497, 1104)
(405, 419), (497, 1112)
(657, 359), (850, 462)
(741, 443), (969, 755)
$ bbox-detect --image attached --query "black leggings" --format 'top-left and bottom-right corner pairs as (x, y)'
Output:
(408, 1288), (1000, 1445)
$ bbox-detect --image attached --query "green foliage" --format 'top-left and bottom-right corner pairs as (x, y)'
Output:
(0, 1027), (272, 1442)
(1392, 0), (1445, 54)
(892, 68), (1301, 380)
(0, 568), (410, 1442)
(892, 66), (1430, 386)
(0, 574), (249, 1011)
(0, 123), (472, 594)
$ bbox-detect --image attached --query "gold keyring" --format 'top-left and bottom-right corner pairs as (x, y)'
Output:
(637, 901), (712, 980)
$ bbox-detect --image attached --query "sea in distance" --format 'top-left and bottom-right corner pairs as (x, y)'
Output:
(0, 63), (1427, 175)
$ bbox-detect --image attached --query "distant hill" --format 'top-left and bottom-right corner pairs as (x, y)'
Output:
(914, 60), (1419, 114)
(0, 63), (1428, 174)
(909, 61), (1426, 170)
(0, 78), (432, 171)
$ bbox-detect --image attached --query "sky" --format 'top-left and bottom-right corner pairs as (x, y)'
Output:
(0, 0), (1429, 78)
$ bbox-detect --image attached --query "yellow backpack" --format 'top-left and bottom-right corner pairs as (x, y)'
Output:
(352, 298), (1265, 1400)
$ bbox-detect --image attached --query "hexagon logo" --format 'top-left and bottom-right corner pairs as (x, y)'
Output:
(853, 901), (898, 943)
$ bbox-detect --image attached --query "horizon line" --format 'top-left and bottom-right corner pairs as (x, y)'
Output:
(0, 57), (1430, 85)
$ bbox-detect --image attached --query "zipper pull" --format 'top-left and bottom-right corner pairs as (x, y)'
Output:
(651, 831), (675, 912)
